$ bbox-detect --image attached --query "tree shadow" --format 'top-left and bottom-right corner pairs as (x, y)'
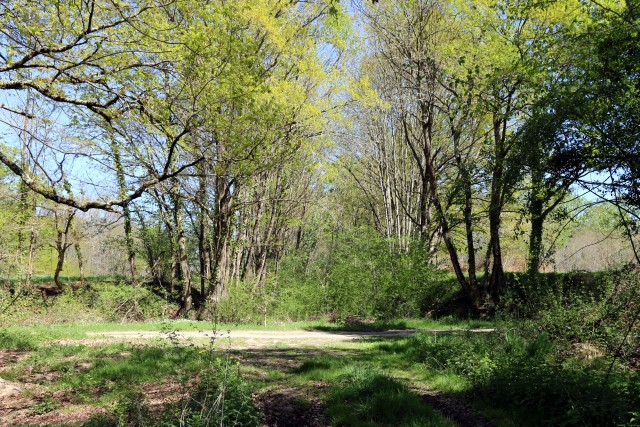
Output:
(231, 336), (488, 427)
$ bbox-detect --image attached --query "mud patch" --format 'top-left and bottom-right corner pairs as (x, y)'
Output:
(0, 377), (29, 398)
(0, 380), (104, 426)
(143, 378), (191, 413)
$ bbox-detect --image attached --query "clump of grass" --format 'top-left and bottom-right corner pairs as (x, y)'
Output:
(326, 365), (454, 427)
(0, 328), (38, 350)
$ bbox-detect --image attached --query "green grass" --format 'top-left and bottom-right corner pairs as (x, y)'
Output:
(3, 314), (635, 426)
(327, 366), (455, 427)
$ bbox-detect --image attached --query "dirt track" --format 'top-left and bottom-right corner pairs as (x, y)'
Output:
(86, 328), (496, 348)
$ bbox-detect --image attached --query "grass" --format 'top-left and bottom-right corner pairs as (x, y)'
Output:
(0, 319), (469, 426)
(3, 315), (636, 426)
(326, 366), (455, 427)
(0, 316), (499, 350)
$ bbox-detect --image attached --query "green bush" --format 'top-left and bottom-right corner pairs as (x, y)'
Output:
(409, 330), (640, 426)
(0, 280), (176, 325)
(159, 355), (261, 427)
(500, 270), (640, 367)
(275, 227), (447, 321)
(205, 227), (452, 323)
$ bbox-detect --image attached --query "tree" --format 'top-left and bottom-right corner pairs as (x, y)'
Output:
(0, 0), (202, 212)
(351, 0), (590, 307)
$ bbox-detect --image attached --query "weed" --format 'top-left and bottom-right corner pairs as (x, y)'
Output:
(30, 396), (57, 415)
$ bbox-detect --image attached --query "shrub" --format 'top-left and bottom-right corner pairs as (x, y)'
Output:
(162, 355), (261, 427)
(0, 280), (176, 325)
(409, 330), (640, 426)
(500, 270), (640, 368)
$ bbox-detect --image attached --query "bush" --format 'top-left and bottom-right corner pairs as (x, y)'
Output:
(205, 227), (453, 323)
(160, 355), (261, 427)
(0, 280), (176, 325)
(409, 330), (640, 426)
(499, 270), (640, 367)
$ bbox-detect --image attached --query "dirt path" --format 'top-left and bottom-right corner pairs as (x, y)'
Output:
(85, 328), (495, 348)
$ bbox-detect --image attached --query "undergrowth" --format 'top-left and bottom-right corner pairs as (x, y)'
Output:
(408, 331), (640, 426)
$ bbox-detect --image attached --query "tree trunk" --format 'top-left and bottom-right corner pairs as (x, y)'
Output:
(171, 190), (192, 315)
(527, 166), (545, 278)
(487, 117), (507, 303)
(452, 124), (478, 288)
(53, 209), (75, 290)
(418, 100), (480, 308)
(73, 231), (85, 287)
(110, 139), (137, 284)
(25, 224), (36, 287)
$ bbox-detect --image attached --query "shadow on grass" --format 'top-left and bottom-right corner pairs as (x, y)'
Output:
(236, 331), (640, 427)
(308, 320), (409, 332)
(233, 338), (467, 427)
(465, 357), (640, 427)
(407, 330), (640, 427)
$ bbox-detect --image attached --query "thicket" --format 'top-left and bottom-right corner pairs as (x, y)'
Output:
(211, 227), (452, 324)
(0, 280), (176, 325)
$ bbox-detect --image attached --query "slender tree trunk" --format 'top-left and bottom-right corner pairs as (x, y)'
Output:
(178, 219), (192, 314)
(136, 210), (161, 286)
(72, 229), (85, 287)
(25, 224), (36, 287)
(196, 170), (211, 300)
(527, 167), (545, 278)
(53, 233), (65, 290)
(254, 172), (282, 289)
(487, 117), (507, 302)
(53, 209), (75, 290)
(451, 118), (478, 288)
(418, 99), (480, 308)
(110, 139), (137, 284)
(170, 188), (192, 315)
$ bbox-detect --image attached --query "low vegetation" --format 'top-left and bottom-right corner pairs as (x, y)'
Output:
(1, 271), (638, 426)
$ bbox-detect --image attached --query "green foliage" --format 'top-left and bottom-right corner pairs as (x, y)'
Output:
(499, 271), (640, 367)
(167, 356), (261, 427)
(112, 389), (151, 427)
(324, 229), (427, 319)
(0, 329), (35, 350)
(409, 330), (640, 426)
(0, 280), (176, 325)
(208, 228), (452, 323)
(30, 396), (58, 415)
(100, 354), (260, 427)
(287, 227), (444, 320)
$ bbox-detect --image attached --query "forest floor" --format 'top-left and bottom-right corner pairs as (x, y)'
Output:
(0, 323), (497, 426)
